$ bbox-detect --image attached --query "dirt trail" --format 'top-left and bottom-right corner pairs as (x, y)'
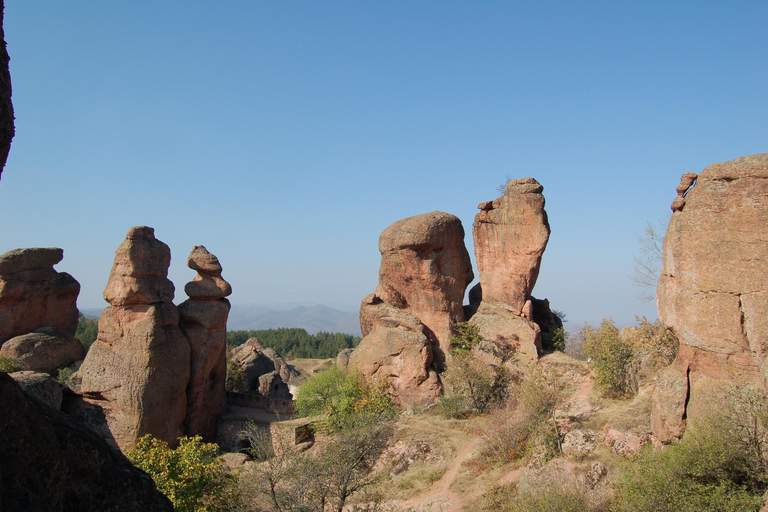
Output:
(401, 437), (483, 512)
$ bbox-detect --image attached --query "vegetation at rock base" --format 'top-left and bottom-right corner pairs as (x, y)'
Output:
(294, 366), (396, 431)
(613, 385), (768, 512)
(227, 327), (360, 359)
(0, 354), (19, 373)
(75, 314), (98, 351)
(541, 326), (566, 352)
(580, 319), (638, 398)
(127, 435), (229, 512)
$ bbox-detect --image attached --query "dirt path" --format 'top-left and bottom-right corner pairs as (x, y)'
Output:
(401, 437), (483, 512)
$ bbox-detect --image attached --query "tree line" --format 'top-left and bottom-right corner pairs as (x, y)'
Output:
(226, 327), (361, 359)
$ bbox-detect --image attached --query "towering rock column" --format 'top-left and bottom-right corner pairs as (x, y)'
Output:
(178, 246), (231, 441)
(653, 154), (768, 442)
(469, 178), (551, 362)
(350, 211), (474, 407)
(78, 227), (190, 449)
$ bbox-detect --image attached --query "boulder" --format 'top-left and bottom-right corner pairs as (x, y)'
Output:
(654, 154), (768, 441)
(229, 338), (296, 397)
(9, 370), (63, 409)
(0, 247), (80, 345)
(350, 295), (441, 408)
(0, 330), (85, 375)
(374, 211), (474, 359)
(468, 302), (541, 364)
(77, 227), (190, 450)
(178, 246), (231, 440)
(472, 178), (550, 315)
(0, 372), (173, 512)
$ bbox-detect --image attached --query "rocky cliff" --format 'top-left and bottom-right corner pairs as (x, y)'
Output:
(653, 153), (768, 441)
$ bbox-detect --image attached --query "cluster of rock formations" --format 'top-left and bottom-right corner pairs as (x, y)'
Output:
(653, 153), (768, 441)
(349, 179), (556, 406)
(229, 337), (298, 399)
(0, 227), (233, 452)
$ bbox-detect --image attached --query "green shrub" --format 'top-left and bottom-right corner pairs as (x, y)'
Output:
(0, 355), (20, 373)
(294, 366), (395, 430)
(75, 315), (99, 351)
(449, 322), (483, 353)
(581, 319), (637, 398)
(541, 326), (566, 352)
(623, 316), (678, 368)
(442, 351), (511, 416)
(127, 435), (228, 512)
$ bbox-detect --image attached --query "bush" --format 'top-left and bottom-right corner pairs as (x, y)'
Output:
(127, 435), (228, 512)
(614, 385), (768, 512)
(623, 316), (678, 369)
(294, 366), (395, 431)
(449, 322), (483, 353)
(541, 326), (566, 352)
(483, 482), (593, 512)
(581, 319), (637, 398)
(442, 351), (512, 416)
(75, 315), (99, 351)
(0, 355), (20, 373)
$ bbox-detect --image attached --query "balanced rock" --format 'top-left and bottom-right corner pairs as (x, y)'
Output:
(77, 227), (190, 450)
(0, 373), (173, 512)
(473, 178), (550, 315)
(654, 154), (768, 441)
(0, 330), (85, 375)
(178, 245), (231, 440)
(0, 247), (80, 345)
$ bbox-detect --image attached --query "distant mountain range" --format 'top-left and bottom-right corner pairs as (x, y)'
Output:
(80, 304), (362, 336)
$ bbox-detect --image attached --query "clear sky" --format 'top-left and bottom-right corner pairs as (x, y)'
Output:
(0, 1), (766, 328)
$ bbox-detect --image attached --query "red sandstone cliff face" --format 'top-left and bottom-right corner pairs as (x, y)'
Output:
(653, 154), (768, 442)
(78, 227), (191, 450)
(351, 211), (473, 406)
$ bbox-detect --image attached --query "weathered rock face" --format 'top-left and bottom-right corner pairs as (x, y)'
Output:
(77, 227), (190, 450)
(9, 370), (64, 410)
(229, 337), (295, 399)
(0, 247), (80, 345)
(468, 179), (551, 360)
(0, 373), (173, 512)
(374, 211), (474, 357)
(350, 295), (441, 407)
(352, 211), (473, 406)
(178, 245), (231, 440)
(654, 154), (768, 441)
(1, 330), (85, 375)
(472, 178), (550, 315)
(0, 0), (14, 183)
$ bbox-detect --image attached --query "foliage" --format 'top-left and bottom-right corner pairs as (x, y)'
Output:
(226, 328), (361, 359)
(294, 366), (395, 431)
(449, 322), (483, 353)
(225, 345), (245, 392)
(237, 415), (394, 512)
(442, 351), (512, 417)
(623, 316), (678, 369)
(541, 326), (566, 352)
(484, 482), (593, 512)
(75, 314), (99, 351)
(127, 435), (228, 512)
(56, 366), (81, 390)
(614, 385), (768, 512)
(0, 355), (20, 373)
(581, 319), (637, 398)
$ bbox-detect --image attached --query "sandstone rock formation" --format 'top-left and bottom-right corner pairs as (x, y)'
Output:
(229, 337), (295, 399)
(653, 154), (768, 442)
(9, 370), (64, 409)
(351, 211), (473, 407)
(468, 179), (551, 362)
(178, 245), (231, 440)
(0, 372), (173, 511)
(0, 247), (80, 345)
(0, 330), (85, 375)
(77, 227), (190, 449)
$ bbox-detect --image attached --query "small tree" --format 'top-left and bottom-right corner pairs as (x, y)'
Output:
(581, 319), (637, 398)
(632, 218), (668, 302)
(127, 435), (227, 512)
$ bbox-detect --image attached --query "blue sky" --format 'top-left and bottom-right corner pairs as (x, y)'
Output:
(0, 1), (766, 327)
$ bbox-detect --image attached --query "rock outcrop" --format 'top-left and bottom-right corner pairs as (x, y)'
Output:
(229, 337), (295, 399)
(0, 330), (85, 375)
(653, 154), (768, 442)
(178, 246), (231, 440)
(468, 179), (551, 362)
(351, 211), (473, 406)
(0, 248), (80, 345)
(77, 227), (190, 449)
(0, 372), (173, 512)
(0, 0), (14, 182)
(9, 370), (64, 409)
